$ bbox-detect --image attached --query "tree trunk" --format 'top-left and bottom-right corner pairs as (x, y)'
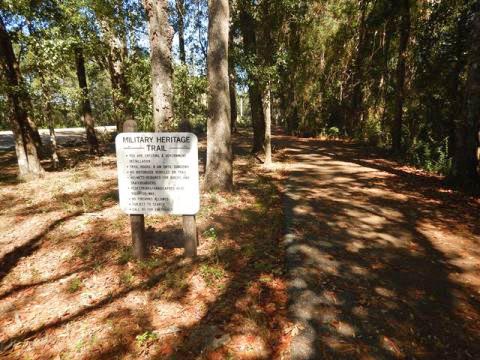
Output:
(143, 0), (174, 132)
(259, 0), (273, 164)
(455, 10), (480, 183)
(239, 5), (265, 152)
(74, 46), (100, 155)
(392, 0), (411, 154)
(229, 27), (237, 133)
(205, 0), (233, 191)
(27, 23), (60, 170)
(100, 17), (134, 132)
(174, 0), (191, 133)
(0, 17), (44, 179)
(380, 20), (393, 131)
(263, 85), (272, 166)
(176, 0), (186, 64)
(285, 18), (300, 135)
(43, 90), (60, 169)
(229, 69), (238, 133)
(448, 11), (469, 160)
(349, 0), (368, 135)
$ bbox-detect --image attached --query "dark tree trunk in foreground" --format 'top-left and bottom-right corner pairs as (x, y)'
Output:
(392, 0), (411, 154)
(143, 0), (174, 131)
(176, 0), (186, 64)
(248, 84), (265, 152)
(455, 9), (480, 183)
(74, 47), (100, 155)
(239, 5), (265, 153)
(205, 0), (233, 191)
(0, 17), (44, 179)
(229, 68), (238, 133)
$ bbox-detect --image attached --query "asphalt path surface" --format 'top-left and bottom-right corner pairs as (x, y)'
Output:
(0, 126), (116, 151)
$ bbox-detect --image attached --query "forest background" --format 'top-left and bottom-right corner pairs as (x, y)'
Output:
(1, 0), (479, 187)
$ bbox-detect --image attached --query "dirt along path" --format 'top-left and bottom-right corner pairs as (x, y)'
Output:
(280, 136), (480, 359)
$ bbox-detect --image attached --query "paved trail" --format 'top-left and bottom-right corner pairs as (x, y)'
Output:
(0, 126), (116, 151)
(282, 137), (480, 359)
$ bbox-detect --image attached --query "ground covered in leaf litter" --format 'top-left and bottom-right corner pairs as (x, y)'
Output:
(2, 130), (480, 360)
(279, 135), (480, 359)
(0, 131), (292, 359)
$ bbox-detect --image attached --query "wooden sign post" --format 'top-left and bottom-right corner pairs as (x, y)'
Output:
(122, 120), (146, 259)
(115, 126), (199, 258)
(183, 215), (197, 257)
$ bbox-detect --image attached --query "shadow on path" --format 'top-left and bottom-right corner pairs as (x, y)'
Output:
(281, 137), (480, 359)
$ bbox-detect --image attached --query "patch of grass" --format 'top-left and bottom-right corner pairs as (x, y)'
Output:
(139, 258), (162, 271)
(74, 243), (93, 261)
(135, 330), (158, 346)
(224, 194), (237, 205)
(70, 171), (83, 183)
(204, 227), (223, 261)
(203, 227), (218, 241)
(75, 339), (84, 353)
(200, 263), (225, 286)
(109, 216), (125, 232)
(117, 247), (133, 265)
(209, 192), (219, 204)
(81, 195), (101, 213)
(197, 203), (215, 218)
(101, 191), (118, 203)
(54, 193), (80, 212)
(153, 270), (189, 299)
(120, 271), (134, 287)
(241, 243), (256, 258)
(253, 262), (274, 272)
(259, 275), (274, 283)
(91, 259), (104, 272)
(67, 277), (82, 293)
(254, 200), (268, 213)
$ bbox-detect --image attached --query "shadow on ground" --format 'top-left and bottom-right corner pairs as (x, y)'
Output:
(281, 136), (480, 359)
(0, 130), (288, 359)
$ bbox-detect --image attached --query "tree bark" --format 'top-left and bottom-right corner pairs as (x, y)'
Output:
(448, 11), (469, 160)
(44, 90), (60, 169)
(263, 85), (272, 166)
(392, 0), (411, 154)
(74, 46), (100, 155)
(27, 22), (60, 170)
(99, 16), (134, 132)
(239, 5), (265, 152)
(143, 0), (174, 131)
(259, 0), (273, 164)
(284, 18), (300, 135)
(229, 27), (238, 133)
(205, 0), (233, 191)
(349, 0), (368, 135)
(176, 0), (186, 64)
(455, 9), (480, 183)
(380, 20), (393, 130)
(229, 68), (238, 133)
(0, 17), (44, 179)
